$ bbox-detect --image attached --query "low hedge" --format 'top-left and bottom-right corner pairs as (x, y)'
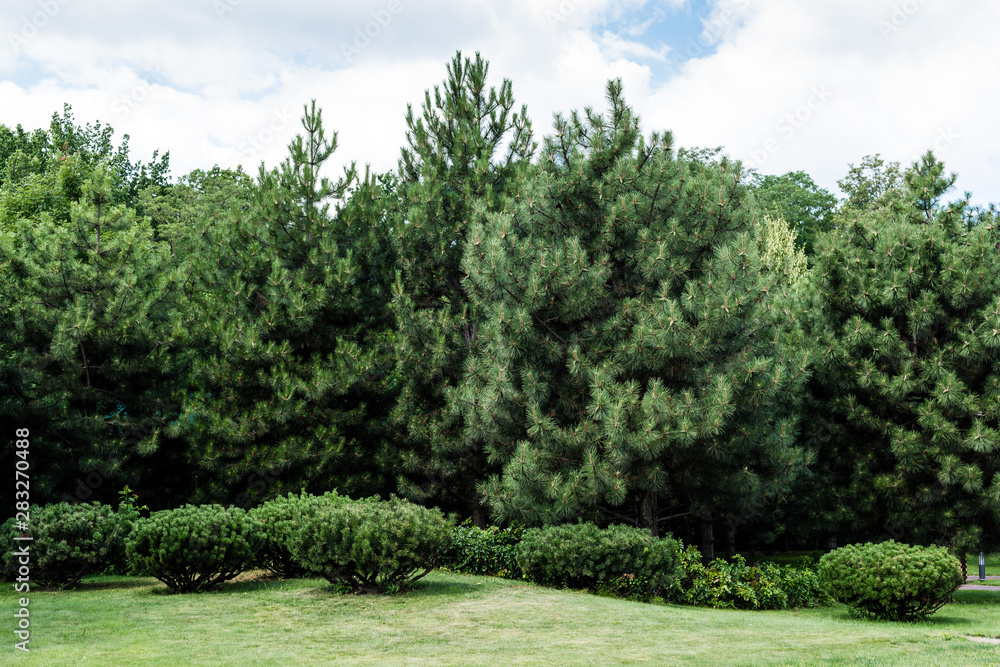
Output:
(515, 523), (682, 598)
(818, 540), (963, 621)
(669, 546), (833, 610)
(1, 502), (132, 589)
(287, 494), (453, 594)
(440, 520), (523, 579)
(126, 504), (263, 593)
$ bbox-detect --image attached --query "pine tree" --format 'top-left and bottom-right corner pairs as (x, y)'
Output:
(389, 51), (535, 523)
(460, 81), (810, 556)
(173, 102), (397, 505)
(802, 150), (1000, 553)
(0, 164), (189, 505)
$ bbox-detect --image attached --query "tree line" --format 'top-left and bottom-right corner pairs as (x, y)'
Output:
(2, 52), (998, 560)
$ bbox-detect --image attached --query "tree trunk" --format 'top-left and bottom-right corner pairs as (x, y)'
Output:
(641, 491), (658, 538)
(726, 523), (736, 560)
(959, 551), (968, 580)
(700, 508), (715, 565)
(472, 507), (486, 529)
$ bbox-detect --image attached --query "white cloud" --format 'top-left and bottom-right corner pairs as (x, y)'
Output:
(0, 0), (997, 206)
(647, 0), (1000, 204)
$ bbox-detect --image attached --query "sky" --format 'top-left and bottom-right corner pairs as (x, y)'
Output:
(1, 0), (999, 206)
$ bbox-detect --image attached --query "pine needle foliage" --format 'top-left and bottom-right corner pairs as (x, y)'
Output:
(173, 101), (397, 504)
(802, 151), (1000, 551)
(389, 51), (535, 522)
(0, 165), (189, 503)
(460, 80), (810, 537)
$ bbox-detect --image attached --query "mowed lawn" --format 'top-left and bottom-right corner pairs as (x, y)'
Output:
(2, 570), (999, 666)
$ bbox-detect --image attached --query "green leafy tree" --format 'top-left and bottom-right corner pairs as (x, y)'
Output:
(47, 104), (170, 208)
(837, 153), (903, 213)
(173, 101), (397, 504)
(460, 81), (810, 559)
(0, 104), (169, 210)
(137, 166), (254, 258)
(801, 150), (1000, 554)
(0, 123), (50, 190)
(749, 170), (837, 255)
(389, 51), (535, 524)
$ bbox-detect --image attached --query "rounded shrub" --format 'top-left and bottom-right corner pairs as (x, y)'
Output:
(287, 494), (453, 594)
(126, 504), (263, 593)
(249, 491), (341, 578)
(817, 540), (963, 621)
(515, 522), (682, 597)
(0, 502), (131, 589)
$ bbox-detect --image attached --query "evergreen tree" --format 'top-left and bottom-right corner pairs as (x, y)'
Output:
(802, 150), (1000, 554)
(173, 102), (397, 505)
(389, 51), (535, 523)
(0, 165), (189, 506)
(460, 81), (810, 557)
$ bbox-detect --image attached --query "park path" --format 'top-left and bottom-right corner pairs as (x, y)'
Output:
(960, 574), (1000, 590)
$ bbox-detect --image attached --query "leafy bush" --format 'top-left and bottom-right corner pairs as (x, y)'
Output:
(249, 491), (342, 578)
(440, 520), (523, 579)
(818, 540), (963, 621)
(0, 502), (133, 589)
(126, 504), (263, 593)
(287, 494), (453, 594)
(515, 523), (682, 597)
(101, 485), (150, 576)
(669, 546), (833, 610)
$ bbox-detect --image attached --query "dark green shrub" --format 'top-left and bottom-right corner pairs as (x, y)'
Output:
(287, 494), (453, 594)
(249, 491), (343, 578)
(126, 504), (263, 593)
(515, 523), (682, 597)
(818, 540), (963, 621)
(669, 546), (833, 610)
(440, 520), (523, 579)
(0, 518), (14, 582)
(0, 502), (132, 589)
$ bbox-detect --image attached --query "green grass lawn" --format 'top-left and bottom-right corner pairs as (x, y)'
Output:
(2, 570), (999, 666)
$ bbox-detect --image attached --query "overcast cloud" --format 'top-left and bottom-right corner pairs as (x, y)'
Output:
(1, 0), (997, 205)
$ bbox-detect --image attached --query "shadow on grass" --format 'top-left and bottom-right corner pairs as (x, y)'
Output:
(954, 590), (1000, 605)
(135, 570), (491, 598)
(824, 606), (979, 627)
(76, 576), (160, 591)
(409, 577), (483, 597)
(144, 577), (310, 596)
(279, 574), (486, 600)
